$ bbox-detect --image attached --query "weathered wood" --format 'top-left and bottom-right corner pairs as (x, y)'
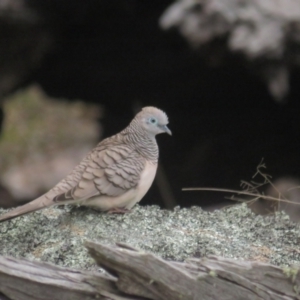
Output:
(1, 241), (300, 300)
(0, 255), (133, 300)
(189, 256), (300, 299)
(85, 242), (300, 300)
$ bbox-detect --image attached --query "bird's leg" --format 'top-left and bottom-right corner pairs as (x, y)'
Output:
(107, 207), (130, 214)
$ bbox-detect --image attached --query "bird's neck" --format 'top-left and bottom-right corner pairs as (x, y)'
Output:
(122, 124), (159, 164)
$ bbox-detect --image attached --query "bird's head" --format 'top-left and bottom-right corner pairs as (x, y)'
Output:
(137, 106), (171, 137)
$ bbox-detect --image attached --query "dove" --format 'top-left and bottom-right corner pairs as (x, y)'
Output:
(0, 106), (171, 222)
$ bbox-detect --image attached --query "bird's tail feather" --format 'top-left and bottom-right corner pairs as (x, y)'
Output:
(0, 195), (51, 222)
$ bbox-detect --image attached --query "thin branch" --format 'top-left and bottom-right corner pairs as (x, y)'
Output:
(182, 187), (300, 206)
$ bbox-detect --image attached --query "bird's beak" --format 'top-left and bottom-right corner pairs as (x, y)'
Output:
(162, 125), (172, 136)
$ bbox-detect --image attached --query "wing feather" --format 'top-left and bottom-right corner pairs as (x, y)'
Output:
(53, 145), (145, 202)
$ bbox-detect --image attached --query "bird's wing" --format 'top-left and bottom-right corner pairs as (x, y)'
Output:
(0, 143), (145, 222)
(53, 145), (146, 202)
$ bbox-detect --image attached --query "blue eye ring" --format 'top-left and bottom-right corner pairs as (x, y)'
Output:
(150, 118), (156, 124)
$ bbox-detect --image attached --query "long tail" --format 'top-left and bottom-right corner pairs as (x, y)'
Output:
(0, 195), (53, 222)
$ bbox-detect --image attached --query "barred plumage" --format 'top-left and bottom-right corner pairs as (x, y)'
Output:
(0, 106), (171, 222)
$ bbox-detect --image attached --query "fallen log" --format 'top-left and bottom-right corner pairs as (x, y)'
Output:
(0, 253), (131, 300)
(0, 241), (300, 300)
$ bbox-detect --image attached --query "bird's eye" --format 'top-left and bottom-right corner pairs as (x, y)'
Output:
(150, 118), (156, 124)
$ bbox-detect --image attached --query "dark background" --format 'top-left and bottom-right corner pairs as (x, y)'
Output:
(1, 0), (300, 208)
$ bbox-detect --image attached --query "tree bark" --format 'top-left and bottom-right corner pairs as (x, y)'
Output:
(0, 254), (132, 300)
(0, 241), (299, 300)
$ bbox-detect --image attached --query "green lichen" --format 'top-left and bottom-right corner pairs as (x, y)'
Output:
(209, 270), (217, 277)
(283, 267), (299, 283)
(1, 204), (300, 270)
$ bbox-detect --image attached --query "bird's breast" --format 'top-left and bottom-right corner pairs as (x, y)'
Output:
(138, 161), (157, 192)
(125, 160), (157, 209)
(84, 160), (157, 211)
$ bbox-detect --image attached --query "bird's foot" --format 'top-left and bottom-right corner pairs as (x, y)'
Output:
(107, 207), (130, 214)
